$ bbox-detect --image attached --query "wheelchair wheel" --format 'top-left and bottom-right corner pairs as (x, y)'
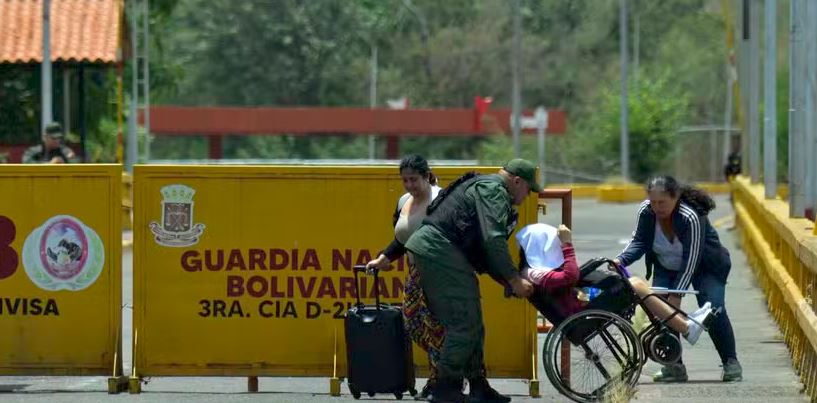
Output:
(543, 309), (644, 403)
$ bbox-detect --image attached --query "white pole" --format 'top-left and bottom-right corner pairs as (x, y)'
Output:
(368, 45), (377, 160)
(723, 68), (734, 169)
(41, 0), (52, 132)
(789, 0), (806, 217)
(536, 107), (548, 186)
(805, 0), (817, 215)
(633, 11), (640, 84)
(763, 0), (777, 199)
(511, 0), (522, 157)
(143, 0), (151, 161)
(130, 0), (139, 166)
(749, 0), (761, 183)
(127, 95), (138, 171)
(620, 0), (630, 182)
(741, 0), (750, 176)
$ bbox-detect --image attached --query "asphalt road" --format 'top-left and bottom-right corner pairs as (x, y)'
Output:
(0, 196), (809, 402)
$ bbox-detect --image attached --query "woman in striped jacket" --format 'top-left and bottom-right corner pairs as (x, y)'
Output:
(614, 176), (742, 383)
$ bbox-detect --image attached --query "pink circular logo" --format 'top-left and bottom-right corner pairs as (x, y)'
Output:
(38, 217), (89, 280)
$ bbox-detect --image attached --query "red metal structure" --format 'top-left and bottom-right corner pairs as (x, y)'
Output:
(142, 100), (567, 159)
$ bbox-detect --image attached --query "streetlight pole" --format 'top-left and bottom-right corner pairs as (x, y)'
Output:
(789, 0), (806, 217)
(763, 0), (777, 198)
(536, 107), (548, 186)
(368, 45), (378, 160)
(511, 0), (522, 158)
(41, 0), (52, 132)
(620, 0), (630, 182)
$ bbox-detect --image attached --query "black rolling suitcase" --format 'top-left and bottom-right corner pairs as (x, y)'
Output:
(345, 265), (416, 400)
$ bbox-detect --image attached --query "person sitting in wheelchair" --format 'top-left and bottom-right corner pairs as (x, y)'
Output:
(517, 223), (714, 345)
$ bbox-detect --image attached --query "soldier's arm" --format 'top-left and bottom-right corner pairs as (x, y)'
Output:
(472, 182), (518, 282)
(61, 146), (79, 163)
(21, 147), (42, 163)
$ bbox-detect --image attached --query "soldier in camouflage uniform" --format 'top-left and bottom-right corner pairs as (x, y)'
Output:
(22, 122), (78, 164)
(405, 159), (540, 403)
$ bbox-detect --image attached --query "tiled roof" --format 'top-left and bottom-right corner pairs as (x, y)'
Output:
(0, 0), (121, 64)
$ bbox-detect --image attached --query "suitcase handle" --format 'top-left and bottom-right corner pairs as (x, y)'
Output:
(352, 265), (381, 309)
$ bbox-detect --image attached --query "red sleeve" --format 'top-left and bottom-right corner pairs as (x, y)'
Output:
(539, 243), (580, 290)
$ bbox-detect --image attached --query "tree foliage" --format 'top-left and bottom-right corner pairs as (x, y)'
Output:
(2, 0), (740, 175)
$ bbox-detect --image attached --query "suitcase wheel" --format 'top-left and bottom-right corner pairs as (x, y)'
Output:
(367, 391), (375, 398)
(394, 392), (404, 400)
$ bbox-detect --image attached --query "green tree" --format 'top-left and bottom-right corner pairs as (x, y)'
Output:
(566, 73), (689, 183)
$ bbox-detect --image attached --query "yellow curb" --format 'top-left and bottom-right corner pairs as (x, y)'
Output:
(696, 182), (731, 194)
(712, 215), (734, 228)
(597, 183), (644, 203)
(546, 184), (598, 198)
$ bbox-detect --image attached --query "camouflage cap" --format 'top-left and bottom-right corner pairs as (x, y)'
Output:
(44, 122), (63, 138)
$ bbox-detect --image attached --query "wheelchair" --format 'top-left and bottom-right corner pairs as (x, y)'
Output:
(526, 257), (704, 403)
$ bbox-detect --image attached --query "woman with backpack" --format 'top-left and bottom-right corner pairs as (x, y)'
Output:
(614, 175), (742, 383)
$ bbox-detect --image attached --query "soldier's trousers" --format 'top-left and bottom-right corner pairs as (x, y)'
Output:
(412, 243), (484, 381)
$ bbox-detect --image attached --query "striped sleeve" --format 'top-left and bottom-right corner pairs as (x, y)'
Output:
(675, 204), (704, 291)
(616, 200), (651, 267)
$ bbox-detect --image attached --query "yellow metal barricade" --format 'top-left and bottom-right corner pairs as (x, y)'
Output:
(0, 164), (124, 391)
(131, 165), (538, 395)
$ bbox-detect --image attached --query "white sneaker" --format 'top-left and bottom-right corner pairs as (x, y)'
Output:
(684, 307), (712, 345)
(689, 302), (711, 318)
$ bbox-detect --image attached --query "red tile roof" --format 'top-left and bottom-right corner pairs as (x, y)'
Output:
(0, 0), (122, 64)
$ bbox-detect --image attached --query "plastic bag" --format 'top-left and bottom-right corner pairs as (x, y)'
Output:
(631, 305), (650, 334)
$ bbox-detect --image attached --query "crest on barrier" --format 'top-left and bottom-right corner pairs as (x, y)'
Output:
(149, 184), (206, 247)
(22, 215), (105, 291)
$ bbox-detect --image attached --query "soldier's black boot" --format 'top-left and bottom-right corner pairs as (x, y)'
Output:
(467, 376), (511, 403)
(427, 378), (466, 403)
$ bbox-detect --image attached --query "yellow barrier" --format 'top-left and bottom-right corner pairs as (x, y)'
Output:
(0, 164), (125, 392)
(733, 176), (817, 399)
(131, 165), (538, 395)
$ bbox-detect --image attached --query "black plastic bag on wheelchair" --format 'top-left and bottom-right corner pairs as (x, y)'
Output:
(578, 257), (638, 320)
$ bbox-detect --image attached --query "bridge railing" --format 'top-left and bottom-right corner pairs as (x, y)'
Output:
(733, 176), (817, 398)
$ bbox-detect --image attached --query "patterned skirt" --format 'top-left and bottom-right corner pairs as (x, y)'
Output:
(402, 259), (446, 379)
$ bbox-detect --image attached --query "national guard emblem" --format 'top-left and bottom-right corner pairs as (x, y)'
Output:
(22, 215), (105, 291)
(149, 184), (205, 247)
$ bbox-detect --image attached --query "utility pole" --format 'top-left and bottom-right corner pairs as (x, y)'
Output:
(789, 0), (806, 217)
(41, 0), (52, 132)
(142, 0), (151, 161)
(511, 0), (522, 157)
(804, 0), (817, 217)
(722, 0), (736, 174)
(535, 107), (548, 186)
(749, 0), (761, 183)
(763, 0), (777, 198)
(368, 45), (378, 160)
(620, 0), (630, 182)
(740, 0), (750, 177)
(633, 6), (640, 84)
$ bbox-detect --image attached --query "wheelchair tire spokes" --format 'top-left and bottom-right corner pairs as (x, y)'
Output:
(544, 310), (644, 403)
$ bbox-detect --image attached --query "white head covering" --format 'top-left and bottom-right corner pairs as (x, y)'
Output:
(515, 223), (565, 272)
